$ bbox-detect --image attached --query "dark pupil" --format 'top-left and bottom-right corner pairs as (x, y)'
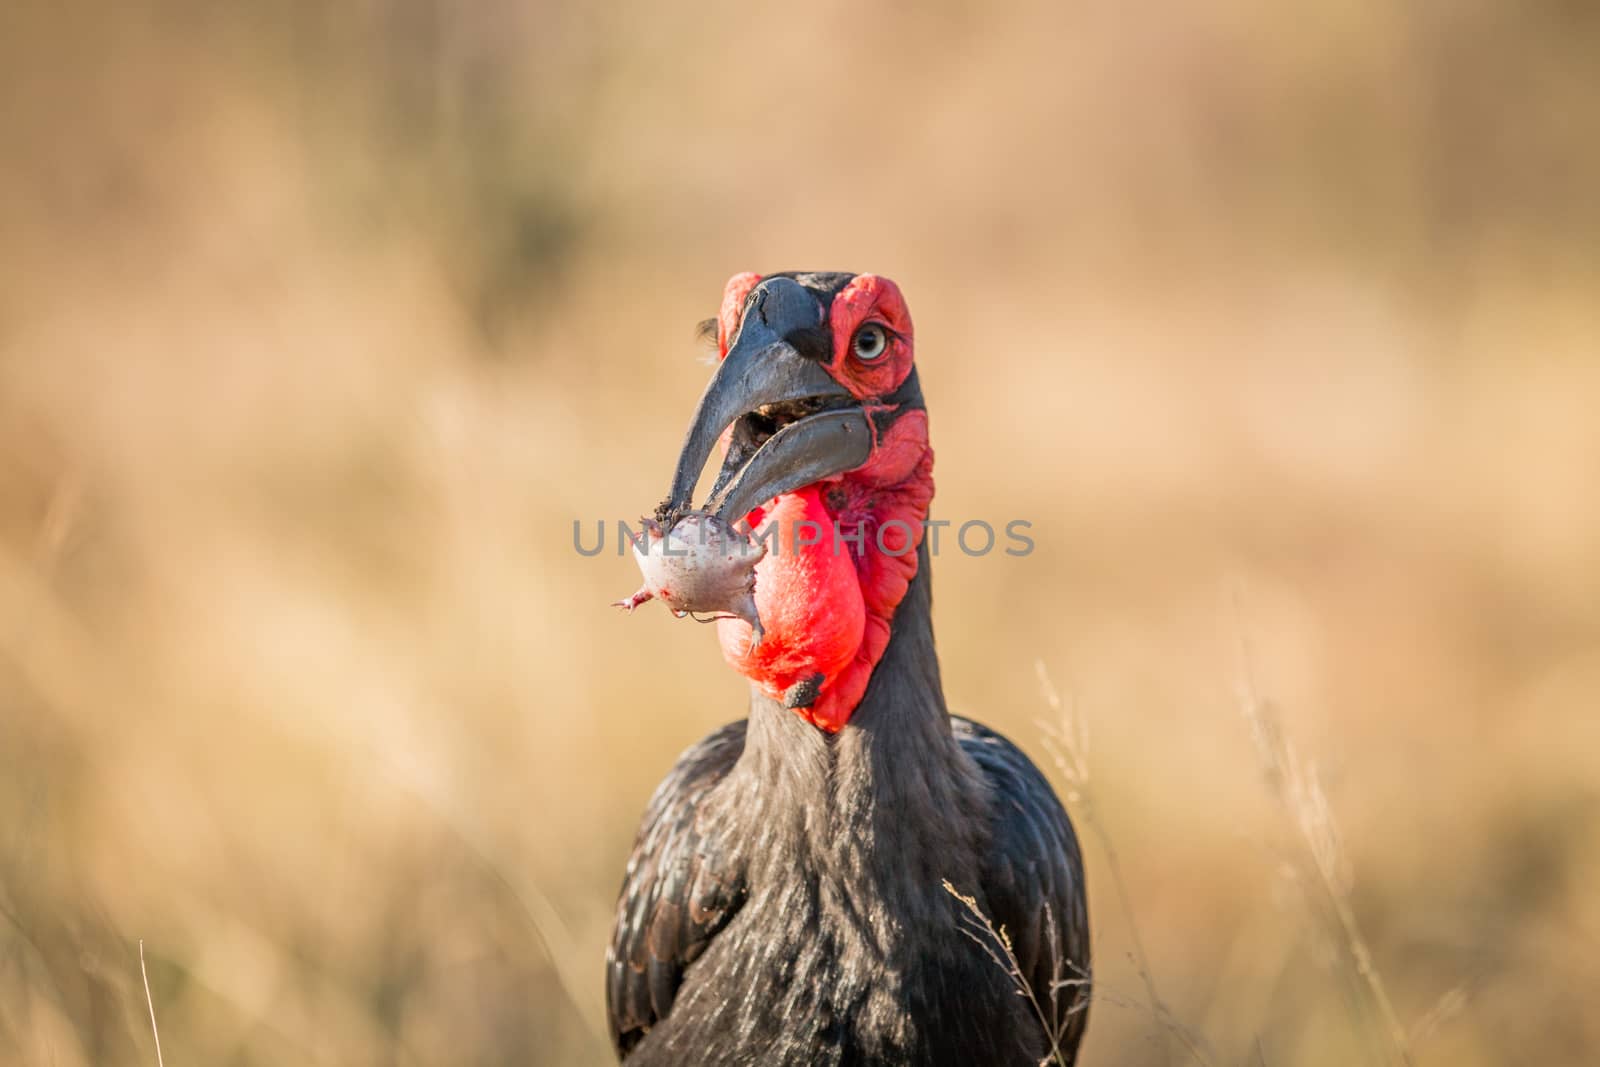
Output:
(859, 330), (880, 354)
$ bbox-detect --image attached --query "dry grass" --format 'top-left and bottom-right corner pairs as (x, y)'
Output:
(138, 941), (165, 1067)
(943, 879), (1087, 1067)
(1232, 613), (1415, 1067)
(954, 656), (1470, 1065)
(1036, 663), (1217, 1067)
(4, 3), (1600, 1065)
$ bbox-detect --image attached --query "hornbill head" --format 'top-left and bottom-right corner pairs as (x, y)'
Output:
(658, 271), (934, 732)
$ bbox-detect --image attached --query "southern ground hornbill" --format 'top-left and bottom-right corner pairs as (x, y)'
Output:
(607, 271), (1091, 1065)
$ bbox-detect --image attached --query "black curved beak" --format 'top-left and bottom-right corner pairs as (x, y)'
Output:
(659, 277), (872, 526)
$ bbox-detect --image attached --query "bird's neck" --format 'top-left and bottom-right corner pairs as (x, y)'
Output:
(732, 546), (990, 887)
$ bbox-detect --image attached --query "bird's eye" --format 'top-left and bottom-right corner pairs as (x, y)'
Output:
(852, 324), (889, 362)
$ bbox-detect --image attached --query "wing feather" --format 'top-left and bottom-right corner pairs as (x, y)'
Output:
(955, 716), (1093, 1058)
(605, 721), (748, 1057)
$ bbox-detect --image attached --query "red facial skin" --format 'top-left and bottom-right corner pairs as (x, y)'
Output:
(711, 273), (935, 732)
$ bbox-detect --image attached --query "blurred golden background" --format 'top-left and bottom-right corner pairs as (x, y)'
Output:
(3, 2), (1598, 1065)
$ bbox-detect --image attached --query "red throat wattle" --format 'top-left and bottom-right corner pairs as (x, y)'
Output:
(710, 273), (935, 732)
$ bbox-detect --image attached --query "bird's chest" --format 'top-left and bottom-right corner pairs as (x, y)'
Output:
(633, 863), (1039, 1067)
